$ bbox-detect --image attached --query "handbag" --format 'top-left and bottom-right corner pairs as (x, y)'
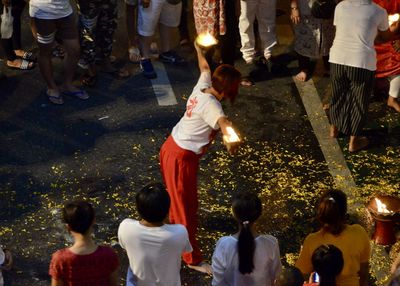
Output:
(1, 6), (13, 39)
(311, 0), (337, 19)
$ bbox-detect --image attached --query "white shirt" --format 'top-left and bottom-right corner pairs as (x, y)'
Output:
(329, 0), (389, 71)
(118, 219), (192, 286)
(171, 72), (226, 154)
(212, 235), (282, 286)
(29, 0), (72, 19)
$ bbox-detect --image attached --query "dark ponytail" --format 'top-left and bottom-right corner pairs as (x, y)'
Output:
(232, 192), (262, 275)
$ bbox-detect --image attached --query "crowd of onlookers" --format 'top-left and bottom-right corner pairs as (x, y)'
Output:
(2, 184), (400, 285)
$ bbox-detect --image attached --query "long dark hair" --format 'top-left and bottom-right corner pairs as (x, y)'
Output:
(232, 192), (262, 275)
(312, 244), (344, 286)
(317, 190), (347, 235)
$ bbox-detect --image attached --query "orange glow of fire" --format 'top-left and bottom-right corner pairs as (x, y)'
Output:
(196, 32), (218, 47)
(389, 14), (400, 26)
(223, 127), (240, 143)
(375, 198), (394, 214)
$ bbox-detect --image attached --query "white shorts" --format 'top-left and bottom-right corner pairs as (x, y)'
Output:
(125, 0), (138, 6)
(138, 0), (182, 36)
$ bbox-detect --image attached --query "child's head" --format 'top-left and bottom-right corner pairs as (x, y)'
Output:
(312, 244), (344, 286)
(232, 192), (262, 224)
(136, 182), (170, 223)
(317, 190), (347, 235)
(212, 64), (241, 104)
(232, 192), (262, 275)
(63, 200), (95, 235)
(275, 266), (304, 286)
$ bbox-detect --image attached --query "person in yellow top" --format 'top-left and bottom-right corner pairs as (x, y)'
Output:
(296, 189), (371, 286)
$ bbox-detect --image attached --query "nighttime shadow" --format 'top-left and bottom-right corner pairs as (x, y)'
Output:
(0, 172), (44, 222)
(363, 126), (400, 149)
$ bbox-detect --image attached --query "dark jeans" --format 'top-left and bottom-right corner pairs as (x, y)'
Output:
(219, 0), (238, 65)
(1, 0), (26, 61)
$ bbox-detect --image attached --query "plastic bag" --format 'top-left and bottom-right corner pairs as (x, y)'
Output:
(1, 6), (13, 39)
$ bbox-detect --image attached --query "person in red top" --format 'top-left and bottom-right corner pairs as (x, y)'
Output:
(374, 0), (400, 112)
(49, 200), (119, 286)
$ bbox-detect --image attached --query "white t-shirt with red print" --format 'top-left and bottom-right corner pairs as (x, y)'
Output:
(172, 71), (226, 154)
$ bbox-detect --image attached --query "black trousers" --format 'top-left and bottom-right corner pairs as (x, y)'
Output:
(329, 63), (375, 136)
(219, 0), (238, 65)
(1, 0), (26, 61)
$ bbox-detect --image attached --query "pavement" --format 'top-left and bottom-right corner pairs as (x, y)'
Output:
(0, 1), (399, 285)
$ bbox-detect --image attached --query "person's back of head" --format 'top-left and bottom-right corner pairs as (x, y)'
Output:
(312, 244), (344, 286)
(276, 266), (304, 286)
(63, 200), (95, 235)
(212, 64), (241, 103)
(136, 182), (170, 223)
(317, 190), (347, 235)
(232, 191), (262, 275)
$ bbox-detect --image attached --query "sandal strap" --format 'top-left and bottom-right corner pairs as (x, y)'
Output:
(20, 59), (30, 70)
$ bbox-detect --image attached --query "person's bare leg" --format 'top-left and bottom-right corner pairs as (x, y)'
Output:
(349, 136), (369, 152)
(388, 95), (400, 112)
(330, 125), (338, 138)
(37, 42), (59, 95)
(139, 35), (153, 59)
(126, 3), (138, 49)
(61, 38), (80, 91)
(159, 23), (178, 53)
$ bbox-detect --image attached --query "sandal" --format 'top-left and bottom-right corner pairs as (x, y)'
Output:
(21, 51), (37, 62)
(62, 89), (90, 100)
(128, 46), (141, 63)
(240, 77), (254, 87)
(81, 73), (97, 87)
(47, 90), (64, 105)
(7, 59), (35, 70)
(52, 45), (65, 59)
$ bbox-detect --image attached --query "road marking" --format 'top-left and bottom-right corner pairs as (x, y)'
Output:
(292, 77), (359, 202)
(293, 77), (389, 281)
(151, 61), (178, 106)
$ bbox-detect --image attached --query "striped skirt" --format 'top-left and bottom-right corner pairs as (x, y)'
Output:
(329, 63), (375, 136)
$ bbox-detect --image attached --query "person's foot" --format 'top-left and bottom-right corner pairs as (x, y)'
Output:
(6, 58), (35, 70)
(14, 50), (36, 62)
(128, 46), (141, 63)
(329, 125), (338, 138)
(349, 136), (369, 153)
(159, 50), (186, 64)
(187, 262), (212, 275)
(387, 96), (400, 112)
(295, 70), (308, 82)
(140, 58), (157, 79)
(240, 77), (254, 87)
(47, 89), (64, 105)
(61, 85), (89, 100)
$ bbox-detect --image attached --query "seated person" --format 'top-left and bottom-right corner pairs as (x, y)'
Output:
(212, 192), (282, 286)
(118, 182), (192, 286)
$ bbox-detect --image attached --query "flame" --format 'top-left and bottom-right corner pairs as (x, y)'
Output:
(223, 127), (240, 143)
(375, 198), (394, 214)
(196, 32), (218, 47)
(389, 14), (399, 26)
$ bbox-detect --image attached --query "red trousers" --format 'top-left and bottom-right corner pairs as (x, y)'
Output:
(160, 135), (202, 265)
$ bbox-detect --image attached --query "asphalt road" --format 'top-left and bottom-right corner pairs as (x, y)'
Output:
(0, 1), (399, 285)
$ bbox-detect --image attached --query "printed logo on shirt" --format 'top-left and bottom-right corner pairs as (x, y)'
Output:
(186, 97), (198, 118)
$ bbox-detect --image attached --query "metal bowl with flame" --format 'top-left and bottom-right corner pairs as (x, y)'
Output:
(367, 195), (400, 245)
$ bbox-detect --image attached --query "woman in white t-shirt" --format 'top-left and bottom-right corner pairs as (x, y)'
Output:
(328, 0), (399, 152)
(212, 192), (282, 286)
(160, 42), (241, 274)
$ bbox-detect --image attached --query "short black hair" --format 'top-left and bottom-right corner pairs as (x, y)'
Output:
(312, 244), (344, 284)
(276, 266), (304, 286)
(136, 182), (170, 223)
(63, 200), (95, 234)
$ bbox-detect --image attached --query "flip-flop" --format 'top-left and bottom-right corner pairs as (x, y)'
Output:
(47, 90), (64, 105)
(21, 51), (37, 62)
(7, 59), (35, 70)
(128, 47), (141, 63)
(62, 89), (90, 100)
